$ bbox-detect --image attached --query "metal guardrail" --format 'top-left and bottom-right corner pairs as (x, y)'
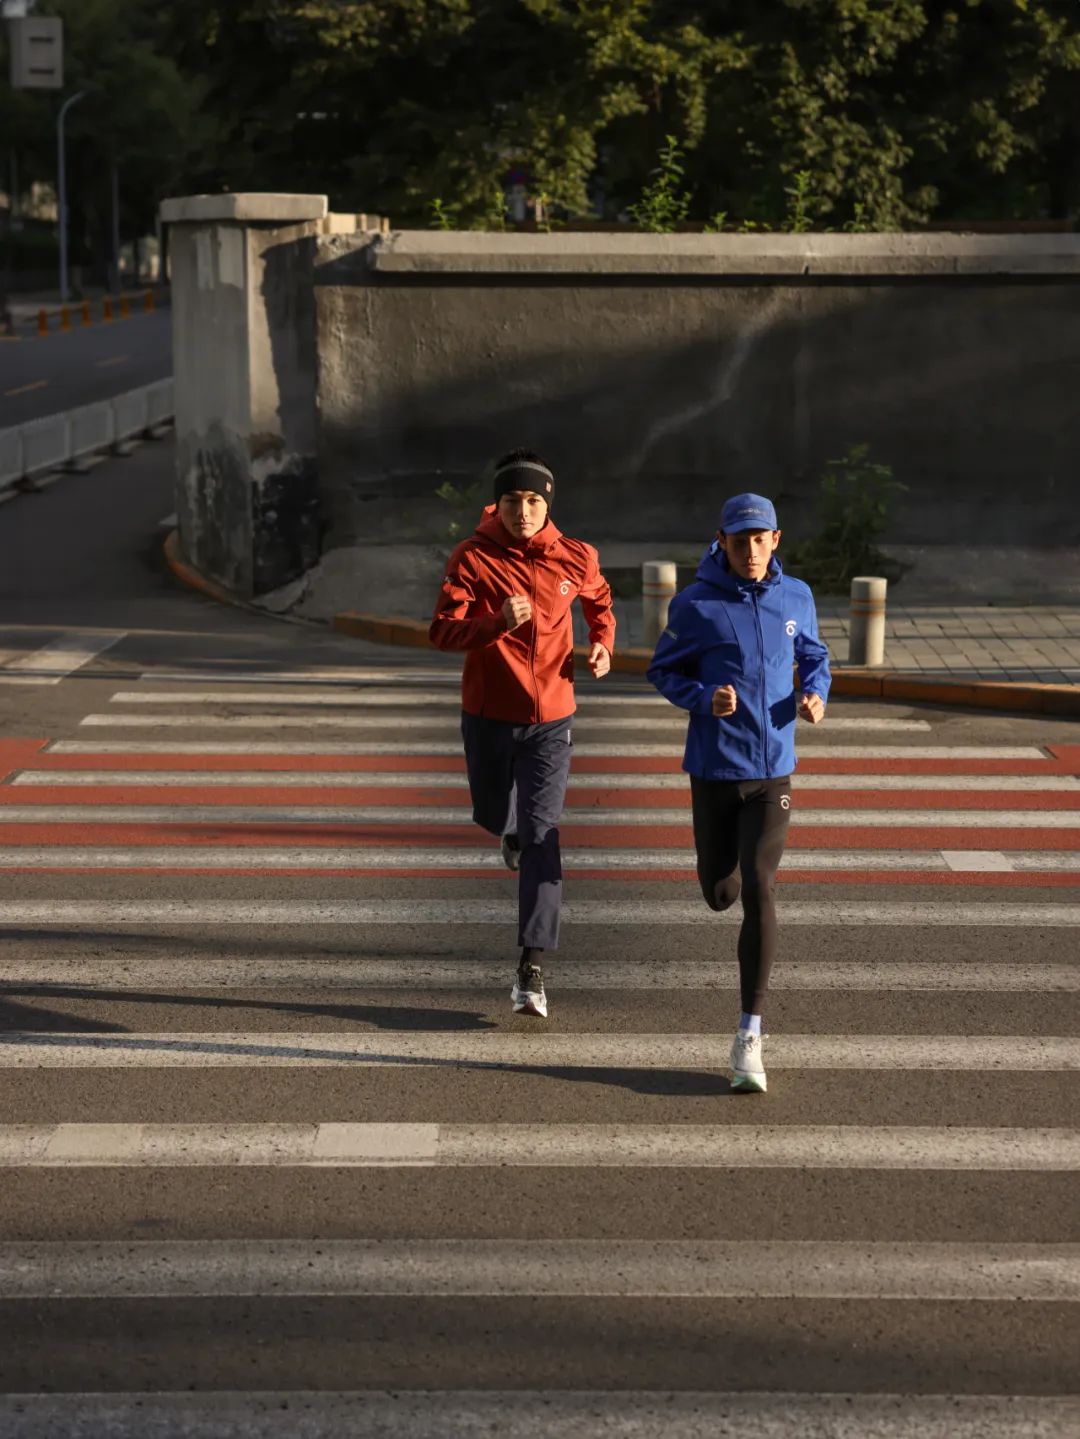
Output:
(0, 378), (174, 495)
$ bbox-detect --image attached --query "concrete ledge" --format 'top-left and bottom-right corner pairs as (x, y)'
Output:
(358, 230), (1080, 279)
(160, 193), (329, 225)
(333, 611), (1080, 716)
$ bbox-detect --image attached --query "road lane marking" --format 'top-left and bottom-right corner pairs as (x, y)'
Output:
(0, 1032), (1076, 1070)
(143, 669), (464, 684)
(11, 769), (1079, 791)
(3, 379), (48, 397)
(1, 1238), (1076, 1299)
(0, 804), (1075, 828)
(0, 1392), (1072, 1438)
(110, 691), (931, 731)
(0, 632), (123, 686)
(0, 899), (1074, 925)
(94, 355), (129, 367)
(0, 847), (1076, 872)
(0, 1124), (1074, 1170)
(1, 958), (1075, 993)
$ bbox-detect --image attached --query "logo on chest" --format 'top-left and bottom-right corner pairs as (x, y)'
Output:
(558, 579), (571, 596)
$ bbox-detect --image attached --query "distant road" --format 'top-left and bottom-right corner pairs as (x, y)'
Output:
(0, 308), (173, 427)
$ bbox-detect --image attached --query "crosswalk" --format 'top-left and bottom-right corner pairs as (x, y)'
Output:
(0, 663), (1077, 1433)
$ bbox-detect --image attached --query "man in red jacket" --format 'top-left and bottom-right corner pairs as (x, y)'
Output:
(430, 449), (616, 1018)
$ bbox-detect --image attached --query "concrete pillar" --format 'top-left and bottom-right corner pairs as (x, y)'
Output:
(848, 576), (888, 666)
(158, 192), (332, 598)
(642, 561), (678, 645)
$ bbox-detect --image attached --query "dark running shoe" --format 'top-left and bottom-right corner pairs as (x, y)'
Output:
(500, 834), (522, 871)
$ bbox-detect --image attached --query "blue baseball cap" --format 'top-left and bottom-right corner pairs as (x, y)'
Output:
(720, 492), (778, 533)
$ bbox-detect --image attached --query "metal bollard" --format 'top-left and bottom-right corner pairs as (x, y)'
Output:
(848, 576), (887, 666)
(642, 561), (678, 646)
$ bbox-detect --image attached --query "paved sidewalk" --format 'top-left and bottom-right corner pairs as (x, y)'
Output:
(573, 599), (1080, 685)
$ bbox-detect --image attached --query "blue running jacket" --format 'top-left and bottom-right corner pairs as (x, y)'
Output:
(646, 544), (831, 781)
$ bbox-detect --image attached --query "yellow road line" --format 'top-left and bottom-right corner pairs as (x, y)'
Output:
(3, 379), (48, 397)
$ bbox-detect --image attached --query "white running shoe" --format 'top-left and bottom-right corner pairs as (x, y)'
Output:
(511, 962), (547, 1019)
(730, 1028), (767, 1093)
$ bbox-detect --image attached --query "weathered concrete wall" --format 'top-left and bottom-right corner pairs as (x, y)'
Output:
(312, 231), (1080, 552)
(162, 193), (325, 597)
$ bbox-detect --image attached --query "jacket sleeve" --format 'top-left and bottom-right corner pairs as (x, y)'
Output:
(428, 545), (507, 652)
(646, 600), (716, 716)
(794, 591), (832, 701)
(577, 546), (616, 653)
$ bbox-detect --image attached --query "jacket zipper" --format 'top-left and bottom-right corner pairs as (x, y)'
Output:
(752, 589), (768, 776)
(528, 554), (541, 722)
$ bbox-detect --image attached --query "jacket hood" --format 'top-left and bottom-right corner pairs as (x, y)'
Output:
(696, 540), (782, 592)
(475, 503), (564, 553)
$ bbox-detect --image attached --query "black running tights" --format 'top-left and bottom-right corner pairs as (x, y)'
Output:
(689, 775), (792, 1015)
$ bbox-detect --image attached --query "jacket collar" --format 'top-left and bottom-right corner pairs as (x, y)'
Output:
(696, 541), (782, 595)
(475, 504), (563, 554)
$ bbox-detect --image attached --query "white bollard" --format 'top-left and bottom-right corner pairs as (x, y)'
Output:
(848, 576), (888, 666)
(642, 561), (678, 645)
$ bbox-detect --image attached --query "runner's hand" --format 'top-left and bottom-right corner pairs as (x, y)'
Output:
(588, 643), (610, 678)
(501, 594), (532, 630)
(799, 692), (825, 724)
(711, 685), (737, 717)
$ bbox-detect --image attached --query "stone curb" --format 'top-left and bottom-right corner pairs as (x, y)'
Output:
(161, 540), (1080, 717)
(334, 611), (1080, 717)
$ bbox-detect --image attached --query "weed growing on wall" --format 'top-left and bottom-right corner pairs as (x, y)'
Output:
(429, 198), (460, 230)
(435, 478), (487, 542)
(785, 444), (907, 593)
(627, 136), (691, 233)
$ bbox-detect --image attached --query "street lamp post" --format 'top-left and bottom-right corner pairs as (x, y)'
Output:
(57, 89), (86, 303)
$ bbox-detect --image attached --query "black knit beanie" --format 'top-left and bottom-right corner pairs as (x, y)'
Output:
(492, 451), (554, 506)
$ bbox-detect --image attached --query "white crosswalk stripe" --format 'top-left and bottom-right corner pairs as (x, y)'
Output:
(3, 660), (1077, 1419)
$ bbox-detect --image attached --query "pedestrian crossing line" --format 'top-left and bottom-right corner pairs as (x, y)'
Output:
(6, 787), (1080, 815)
(0, 1392), (1071, 1439)
(0, 846), (1076, 876)
(143, 669), (465, 685)
(2, 803), (1076, 827)
(44, 740), (1062, 762)
(110, 691), (933, 732)
(0, 1032), (1076, 1070)
(0, 633), (125, 687)
(12, 768), (1079, 792)
(0, 1123), (1074, 1169)
(0, 898), (1073, 926)
(1, 1238), (1076, 1300)
(0, 958), (1075, 992)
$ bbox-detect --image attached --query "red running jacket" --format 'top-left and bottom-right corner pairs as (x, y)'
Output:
(429, 506), (616, 723)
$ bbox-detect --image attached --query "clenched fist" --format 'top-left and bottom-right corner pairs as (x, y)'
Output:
(711, 684), (737, 717)
(588, 643), (611, 678)
(501, 594), (533, 630)
(799, 692), (825, 724)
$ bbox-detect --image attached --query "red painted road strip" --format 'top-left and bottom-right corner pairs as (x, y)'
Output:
(0, 822), (1075, 849)
(0, 865), (1074, 888)
(2, 785), (1078, 811)
(0, 739), (48, 783)
(19, 751), (1078, 776)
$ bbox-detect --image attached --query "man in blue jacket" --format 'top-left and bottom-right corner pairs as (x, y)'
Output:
(647, 493), (831, 1093)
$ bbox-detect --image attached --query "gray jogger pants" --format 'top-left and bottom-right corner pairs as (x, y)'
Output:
(460, 712), (574, 950)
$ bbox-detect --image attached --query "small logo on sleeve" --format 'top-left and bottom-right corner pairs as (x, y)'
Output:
(558, 580), (571, 596)
(785, 619), (797, 637)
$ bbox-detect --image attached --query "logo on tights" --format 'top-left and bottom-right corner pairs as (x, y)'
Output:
(780, 794), (791, 810)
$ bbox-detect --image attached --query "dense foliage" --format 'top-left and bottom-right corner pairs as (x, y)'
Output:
(4, 0), (1079, 245)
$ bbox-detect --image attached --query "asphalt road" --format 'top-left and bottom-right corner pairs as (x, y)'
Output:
(0, 307), (172, 428)
(0, 445), (1077, 1436)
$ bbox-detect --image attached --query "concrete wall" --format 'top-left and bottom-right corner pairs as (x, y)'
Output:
(312, 231), (1080, 552)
